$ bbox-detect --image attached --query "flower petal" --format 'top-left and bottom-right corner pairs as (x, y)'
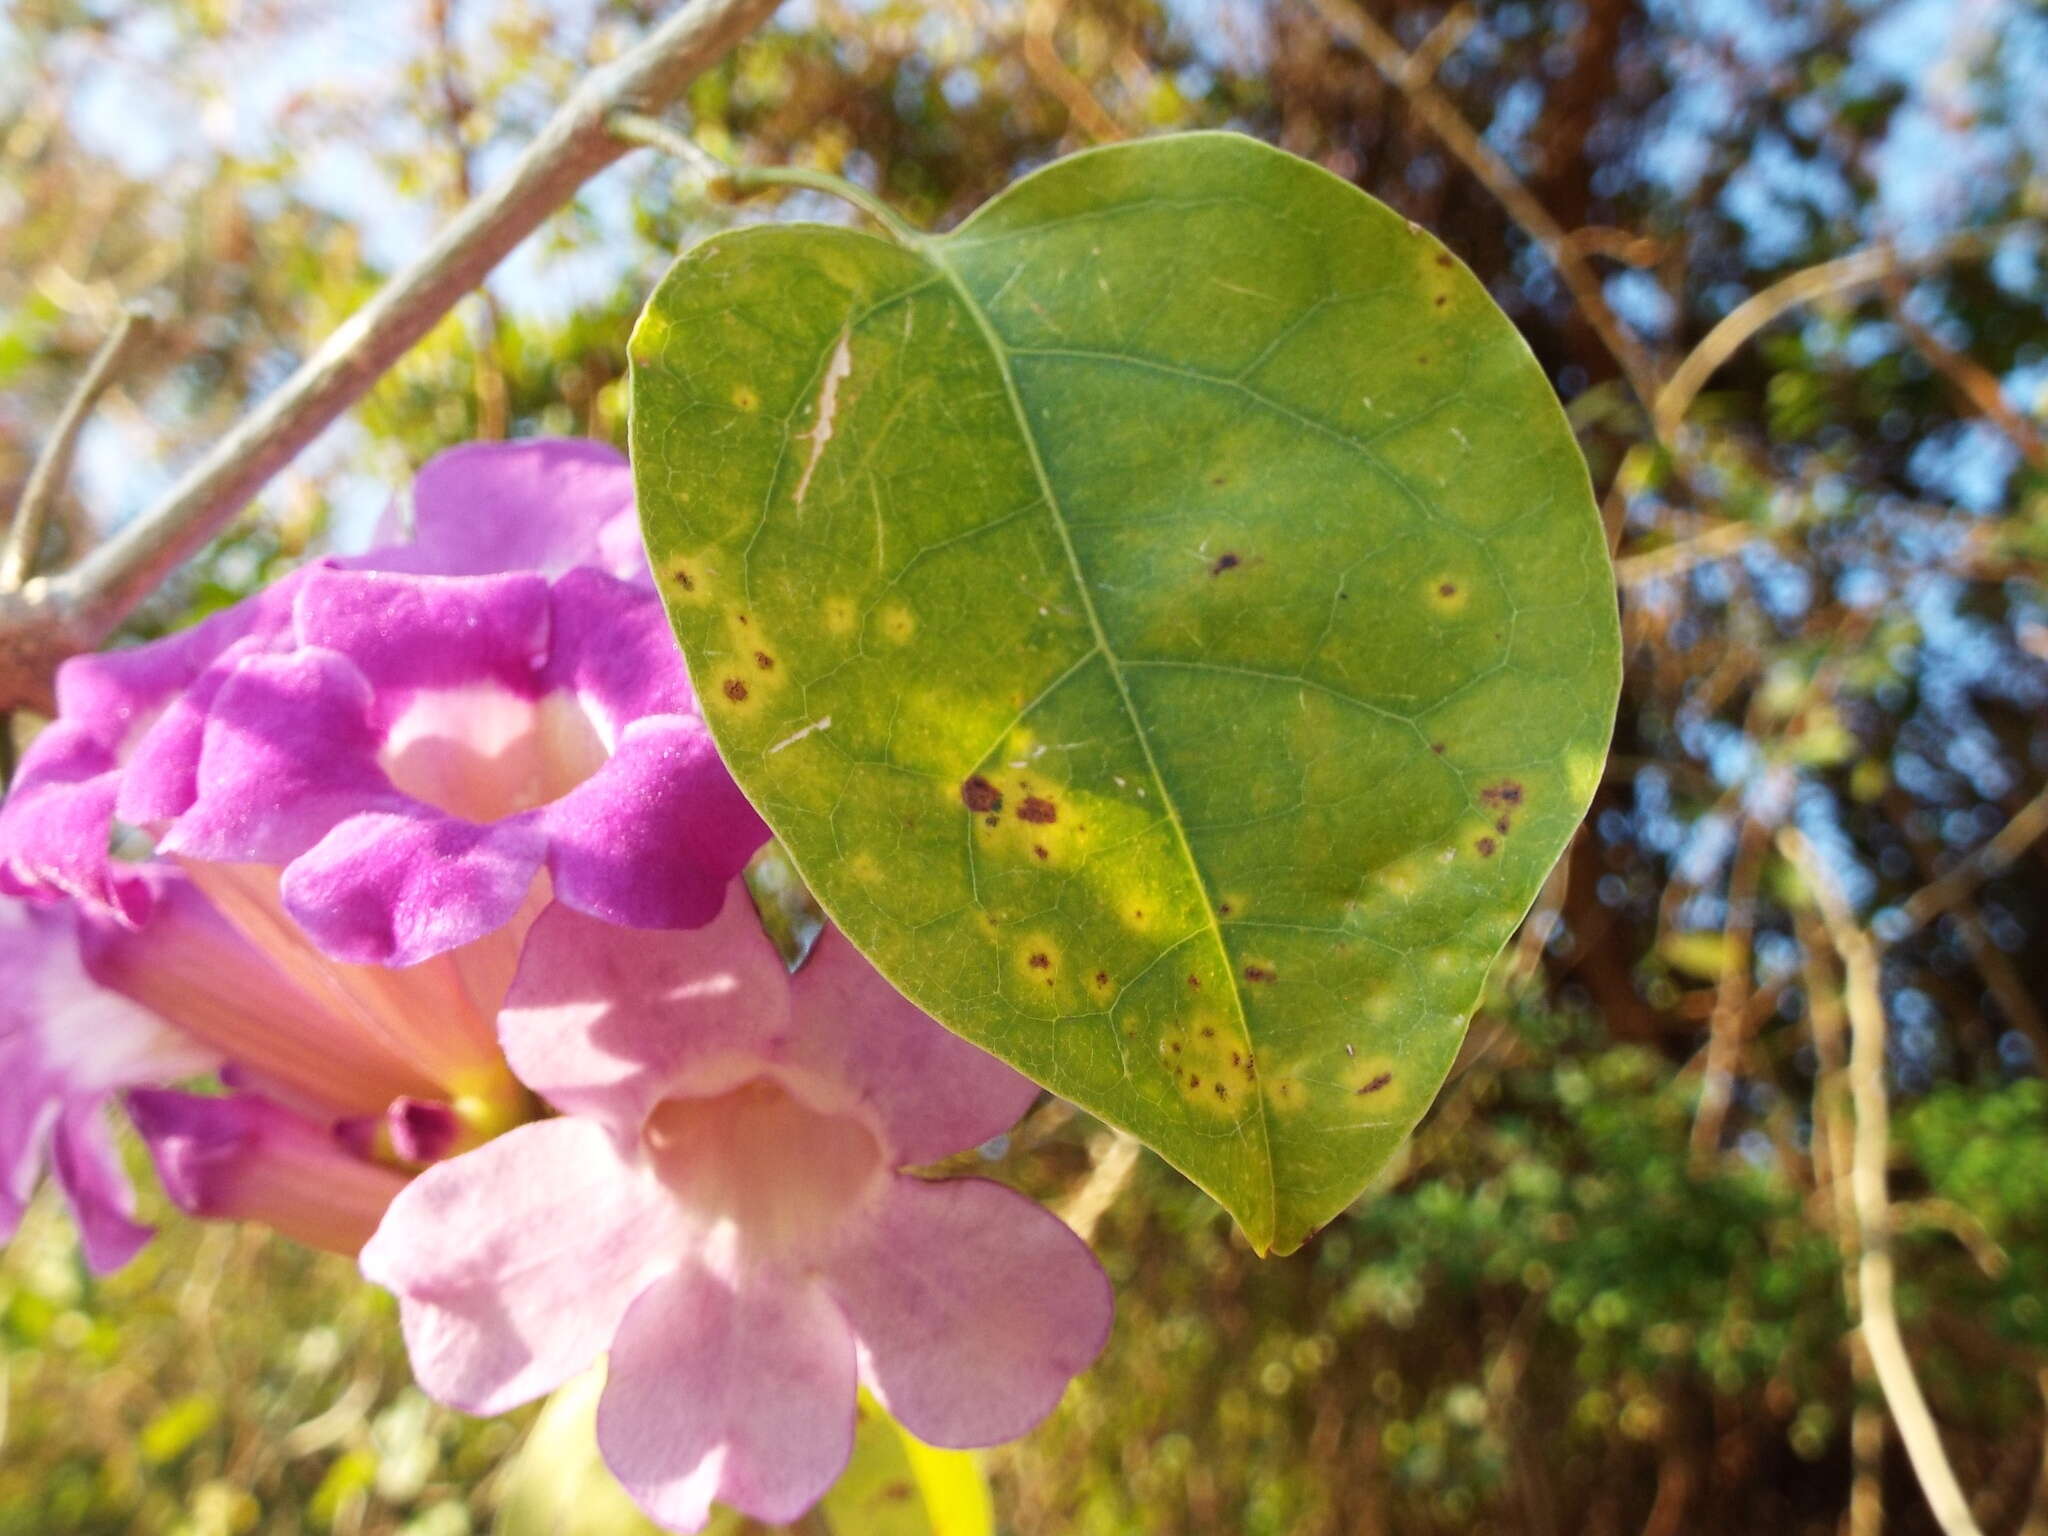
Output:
(291, 567), (551, 700)
(280, 807), (547, 968)
(365, 440), (641, 581)
(159, 648), (398, 865)
(789, 926), (1041, 1164)
(51, 1104), (154, 1273)
(360, 1116), (677, 1415)
(498, 889), (790, 1127)
(0, 724), (133, 917)
(0, 895), (212, 1269)
(540, 717), (768, 933)
(822, 1175), (1112, 1447)
(597, 1262), (857, 1531)
(541, 568), (696, 728)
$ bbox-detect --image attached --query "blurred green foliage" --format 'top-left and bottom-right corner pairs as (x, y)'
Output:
(6, 0), (2048, 1531)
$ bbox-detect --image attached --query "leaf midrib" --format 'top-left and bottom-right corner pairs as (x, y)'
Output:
(916, 234), (1281, 1251)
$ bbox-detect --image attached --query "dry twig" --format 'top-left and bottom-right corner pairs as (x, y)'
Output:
(1781, 828), (1985, 1536)
(2, 305), (157, 592)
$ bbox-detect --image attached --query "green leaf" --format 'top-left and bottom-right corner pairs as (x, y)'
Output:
(632, 132), (1619, 1252)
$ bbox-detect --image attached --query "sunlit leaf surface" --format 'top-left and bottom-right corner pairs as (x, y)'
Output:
(634, 133), (1619, 1252)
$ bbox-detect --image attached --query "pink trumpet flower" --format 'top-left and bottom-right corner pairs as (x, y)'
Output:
(362, 884), (1113, 1532)
(0, 440), (765, 1260)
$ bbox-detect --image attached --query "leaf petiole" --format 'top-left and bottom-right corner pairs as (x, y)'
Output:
(609, 111), (925, 247)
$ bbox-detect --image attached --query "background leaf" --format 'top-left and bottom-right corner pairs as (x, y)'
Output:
(633, 131), (1617, 1252)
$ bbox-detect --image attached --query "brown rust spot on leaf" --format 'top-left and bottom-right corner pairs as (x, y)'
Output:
(1018, 795), (1057, 825)
(961, 776), (1003, 814)
(1210, 551), (1241, 575)
(723, 678), (749, 703)
(1357, 1071), (1394, 1096)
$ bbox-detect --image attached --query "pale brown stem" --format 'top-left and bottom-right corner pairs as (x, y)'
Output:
(1690, 812), (1767, 1164)
(1782, 828), (1986, 1536)
(1900, 781), (2048, 934)
(1060, 1128), (1143, 1244)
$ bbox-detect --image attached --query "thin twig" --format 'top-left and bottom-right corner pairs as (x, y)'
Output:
(1023, 0), (1126, 143)
(1614, 518), (1767, 586)
(1061, 1128), (1143, 1245)
(0, 0), (784, 712)
(1887, 281), (2048, 472)
(1652, 225), (2021, 441)
(1781, 828), (1986, 1536)
(1689, 812), (1767, 1164)
(2, 306), (157, 591)
(1899, 780), (2048, 934)
(1304, 0), (1661, 422)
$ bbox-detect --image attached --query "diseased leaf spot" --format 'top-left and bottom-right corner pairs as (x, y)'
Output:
(1435, 253), (1453, 268)
(1476, 835), (1497, 857)
(1028, 952), (1050, 969)
(1214, 1081), (1230, 1100)
(1479, 780), (1525, 806)
(1018, 795), (1057, 824)
(1357, 1071), (1393, 1096)
(723, 678), (749, 703)
(961, 776), (1003, 814)
(731, 383), (760, 411)
(1244, 965), (1276, 983)
(1210, 551), (1242, 576)
(754, 651), (775, 670)
(668, 562), (695, 592)
(1187, 974), (1201, 988)
(1033, 844), (1049, 860)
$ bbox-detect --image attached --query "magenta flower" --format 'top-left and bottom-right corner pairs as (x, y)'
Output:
(0, 439), (766, 1261)
(362, 885), (1112, 1532)
(0, 894), (213, 1271)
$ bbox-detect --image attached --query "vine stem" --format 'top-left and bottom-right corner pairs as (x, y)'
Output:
(1780, 828), (1986, 1536)
(0, 0), (784, 714)
(609, 112), (927, 247)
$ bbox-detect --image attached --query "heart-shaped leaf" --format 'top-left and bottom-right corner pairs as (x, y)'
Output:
(632, 133), (1619, 1253)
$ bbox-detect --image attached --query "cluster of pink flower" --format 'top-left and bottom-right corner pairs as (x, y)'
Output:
(0, 442), (1109, 1531)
